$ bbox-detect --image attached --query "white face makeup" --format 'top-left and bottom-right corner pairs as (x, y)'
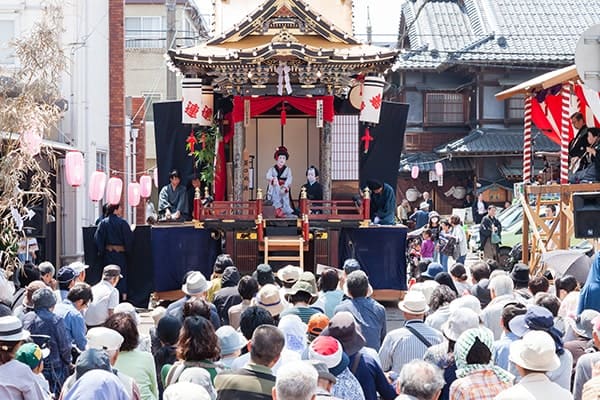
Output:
(306, 168), (317, 184)
(276, 155), (287, 167)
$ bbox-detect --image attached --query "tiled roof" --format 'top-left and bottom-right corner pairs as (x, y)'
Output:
(395, 0), (600, 70)
(435, 128), (560, 155)
(399, 152), (473, 172)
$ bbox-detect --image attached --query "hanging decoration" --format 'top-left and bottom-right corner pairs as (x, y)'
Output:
(243, 99), (251, 127)
(181, 78), (203, 124)
(435, 162), (444, 177)
(233, 96), (335, 126)
(65, 151), (84, 187)
(359, 75), (385, 124)
(106, 177), (123, 205)
(89, 171), (107, 202)
(139, 175), (152, 198)
(186, 131), (197, 156)
(276, 61), (292, 96)
(316, 99), (324, 128)
(411, 165), (419, 179)
(127, 182), (141, 207)
(361, 127), (374, 154)
(21, 127), (43, 156)
(199, 85), (214, 127)
(186, 122), (220, 186)
(280, 101), (287, 126)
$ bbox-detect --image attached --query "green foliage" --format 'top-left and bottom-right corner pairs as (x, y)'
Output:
(185, 122), (220, 186)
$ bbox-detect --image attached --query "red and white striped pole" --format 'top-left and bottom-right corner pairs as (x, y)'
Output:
(523, 95), (532, 183)
(560, 83), (571, 184)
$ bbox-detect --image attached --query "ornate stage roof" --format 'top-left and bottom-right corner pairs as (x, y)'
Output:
(167, 0), (397, 95)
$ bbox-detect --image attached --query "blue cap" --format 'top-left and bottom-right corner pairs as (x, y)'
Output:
(57, 266), (78, 283)
(422, 263), (444, 280)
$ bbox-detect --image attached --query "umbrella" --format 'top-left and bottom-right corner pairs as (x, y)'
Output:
(541, 249), (592, 284)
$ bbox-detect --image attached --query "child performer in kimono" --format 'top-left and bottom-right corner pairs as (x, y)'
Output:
(266, 146), (294, 218)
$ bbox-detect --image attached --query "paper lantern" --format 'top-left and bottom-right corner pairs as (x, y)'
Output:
(65, 151), (84, 187)
(181, 78), (203, 124)
(139, 175), (152, 198)
(127, 182), (141, 207)
(106, 177), (123, 205)
(153, 168), (159, 188)
(198, 85), (214, 126)
(88, 171), (107, 202)
(411, 165), (420, 179)
(359, 75), (385, 124)
(21, 129), (43, 156)
(435, 162), (444, 177)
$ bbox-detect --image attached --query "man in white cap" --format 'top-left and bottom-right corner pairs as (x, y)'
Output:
(494, 330), (572, 399)
(166, 271), (220, 327)
(69, 261), (89, 283)
(379, 290), (443, 373)
(85, 265), (121, 327)
(61, 327), (141, 399)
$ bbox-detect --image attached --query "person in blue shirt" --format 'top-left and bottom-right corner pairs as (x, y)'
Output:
(366, 179), (396, 225)
(54, 282), (93, 352)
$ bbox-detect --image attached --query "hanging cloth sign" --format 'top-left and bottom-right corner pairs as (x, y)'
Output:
(244, 99), (251, 127)
(316, 99), (324, 128)
(276, 62), (292, 96)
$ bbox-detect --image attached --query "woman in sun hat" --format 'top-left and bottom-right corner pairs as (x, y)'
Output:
(0, 315), (47, 398)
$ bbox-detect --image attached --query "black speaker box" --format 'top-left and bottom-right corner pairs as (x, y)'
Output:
(573, 192), (600, 238)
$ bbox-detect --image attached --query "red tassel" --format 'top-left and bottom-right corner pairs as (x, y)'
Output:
(281, 108), (287, 126)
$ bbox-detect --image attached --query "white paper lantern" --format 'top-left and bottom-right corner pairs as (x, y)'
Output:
(411, 165), (420, 179)
(198, 85), (214, 126)
(139, 175), (152, 198)
(359, 75), (385, 124)
(88, 171), (107, 202)
(106, 177), (123, 205)
(128, 182), (141, 207)
(435, 162), (444, 177)
(181, 78), (203, 124)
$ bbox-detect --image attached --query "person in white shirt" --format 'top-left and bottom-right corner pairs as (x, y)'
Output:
(84, 265), (121, 327)
(494, 330), (572, 400)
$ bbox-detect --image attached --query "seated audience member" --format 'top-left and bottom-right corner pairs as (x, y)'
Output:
(492, 302), (527, 370)
(212, 266), (242, 325)
(281, 280), (320, 323)
(163, 381), (212, 400)
(228, 275), (259, 330)
(153, 315), (181, 397)
(254, 284), (286, 322)
(308, 335), (365, 400)
(564, 310), (599, 372)
(495, 330), (572, 400)
(114, 301), (151, 352)
(54, 282), (93, 351)
(0, 316), (47, 398)
(175, 367), (217, 399)
(396, 360), (445, 400)
(15, 342), (52, 397)
(335, 270), (386, 351)
(534, 292), (566, 336)
(510, 263), (531, 300)
(573, 316), (600, 399)
(216, 325), (248, 368)
(13, 280), (45, 320)
(556, 274), (579, 318)
(68, 261), (89, 283)
(37, 261), (56, 289)
(449, 327), (513, 400)
(529, 276), (550, 297)
(277, 265), (302, 293)
(307, 313), (329, 344)
(167, 271), (220, 328)
(105, 312), (158, 400)
(450, 263), (471, 295)
(85, 264), (121, 328)
(214, 325), (285, 400)
(425, 284), (457, 331)
(55, 266), (79, 302)
(273, 360), (318, 400)
(278, 314), (309, 356)
(481, 274), (520, 340)
(11, 262), (41, 312)
(310, 361), (342, 400)
(313, 268), (344, 319)
(469, 261), (490, 287)
(253, 264), (276, 288)
(63, 369), (130, 400)
(206, 254), (234, 302)
(380, 291), (443, 373)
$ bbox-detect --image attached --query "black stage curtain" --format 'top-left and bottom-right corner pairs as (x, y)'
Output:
(153, 101), (194, 189)
(339, 227), (407, 291)
(359, 101), (409, 194)
(83, 226), (154, 308)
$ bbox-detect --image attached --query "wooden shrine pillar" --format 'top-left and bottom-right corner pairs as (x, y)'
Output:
(320, 120), (332, 201)
(233, 121), (245, 201)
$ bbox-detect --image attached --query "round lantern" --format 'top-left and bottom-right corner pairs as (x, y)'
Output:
(359, 75), (385, 124)
(21, 129), (42, 156)
(65, 151), (84, 187)
(88, 171), (107, 202)
(411, 165), (420, 179)
(106, 177), (123, 205)
(139, 175), (152, 198)
(153, 168), (159, 188)
(435, 162), (444, 177)
(128, 182), (141, 207)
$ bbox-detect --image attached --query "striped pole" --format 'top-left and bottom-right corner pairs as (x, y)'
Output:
(523, 95), (532, 183)
(560, 83), (571, 184)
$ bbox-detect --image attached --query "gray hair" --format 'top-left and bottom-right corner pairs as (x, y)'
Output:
(38, 261), (55, 277)
(398, 360), (445, 400)
(489, 274), (514, 297)
(275, 361), (318, 400)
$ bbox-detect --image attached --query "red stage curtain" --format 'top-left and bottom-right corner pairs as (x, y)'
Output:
(531, 98), (561, 145)
(232, 95), (334, 123)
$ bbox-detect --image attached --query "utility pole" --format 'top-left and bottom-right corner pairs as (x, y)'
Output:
(366, 6), (372, 45)
(166, 0), (177, 100)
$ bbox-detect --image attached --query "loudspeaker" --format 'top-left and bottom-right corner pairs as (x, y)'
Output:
(573, 192), (600, 238)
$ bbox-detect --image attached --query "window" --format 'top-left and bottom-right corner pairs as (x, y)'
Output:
(331, 115), (359, 180)
(125, 16), (164, 49)
(0, 19), (15, 64)
(424, 92), (466, 124)
(96, 150), (107, 172)
(506, 94), (525, 120)
(142, 92), (161, 121)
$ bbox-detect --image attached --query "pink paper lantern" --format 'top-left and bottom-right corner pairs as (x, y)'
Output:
(65, 151), (84, 187)
(128, 182), (141, 207)
(106, 177), (123, 205)
(153, 168), (159, 188)
(88, 171), (107, 202)
(139, 175), (152, 198)
(411, 165), (419, 179)
(435, 162), (444, 177)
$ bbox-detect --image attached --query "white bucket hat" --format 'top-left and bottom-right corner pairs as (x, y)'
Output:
(398, 290), (429, 314)
(442, 308), (480, 342)
(509, 330), (560, 372)
(181, 271), (212, 296)
(0, 316), (30, 342)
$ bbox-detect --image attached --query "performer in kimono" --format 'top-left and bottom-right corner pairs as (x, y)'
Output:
(266, 146), (294, 218)
(158, 169), (188, 221)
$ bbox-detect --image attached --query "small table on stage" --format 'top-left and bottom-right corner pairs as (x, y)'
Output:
(339, 225), (408, 300)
